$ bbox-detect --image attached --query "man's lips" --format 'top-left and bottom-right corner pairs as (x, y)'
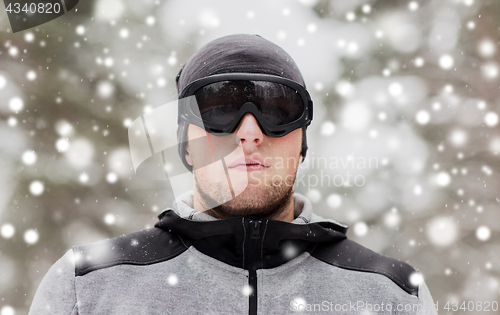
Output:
(227, 158), (270, 171)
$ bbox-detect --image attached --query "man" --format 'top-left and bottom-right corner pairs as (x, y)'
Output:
(29, 34), (437, 314)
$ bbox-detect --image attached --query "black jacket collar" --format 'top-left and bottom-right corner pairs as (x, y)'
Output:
(154, 209), (347, 270)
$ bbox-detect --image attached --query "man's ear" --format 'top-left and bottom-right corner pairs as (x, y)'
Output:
(185, 147), (193, 166)
(184, 124), (193, 166)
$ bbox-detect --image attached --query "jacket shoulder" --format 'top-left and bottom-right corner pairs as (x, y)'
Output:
(73, 227), (188, 276)
(29, 249), (77, 315)
(310, 238), (419, 296)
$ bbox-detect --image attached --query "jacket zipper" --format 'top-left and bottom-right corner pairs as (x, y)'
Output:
(246, 219), (262, 315)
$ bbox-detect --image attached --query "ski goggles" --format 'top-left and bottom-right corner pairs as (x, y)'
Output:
(177, 73), (313, 137)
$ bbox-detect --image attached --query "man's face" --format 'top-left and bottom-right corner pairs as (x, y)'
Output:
(185, 113), (303, 219)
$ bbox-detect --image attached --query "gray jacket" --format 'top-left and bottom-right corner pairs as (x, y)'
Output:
(29, 192), (437, 314)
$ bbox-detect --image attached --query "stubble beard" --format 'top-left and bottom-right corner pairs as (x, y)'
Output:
(194, 171), (296, 220)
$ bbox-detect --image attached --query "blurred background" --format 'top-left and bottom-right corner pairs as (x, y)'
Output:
(0, 0), (499, 314)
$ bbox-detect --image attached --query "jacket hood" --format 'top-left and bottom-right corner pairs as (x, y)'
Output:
(154, 192), (348, 270)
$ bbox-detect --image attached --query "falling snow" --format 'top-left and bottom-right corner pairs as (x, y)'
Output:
(24, 229), (39, 245)
(426, 217), (458, 247)
(1, 223), (15, 239)
(0, 1), (499, 313)
(439, 55), (454, 69)
(29, 181), (45, 196)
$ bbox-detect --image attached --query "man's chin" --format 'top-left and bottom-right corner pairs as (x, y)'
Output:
(231, 186), (267, 206)
(195, 167), (296, 219)
(216, 183), (294, 218)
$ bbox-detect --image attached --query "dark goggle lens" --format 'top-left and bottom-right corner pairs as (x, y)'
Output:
(191, 80), (305, 126)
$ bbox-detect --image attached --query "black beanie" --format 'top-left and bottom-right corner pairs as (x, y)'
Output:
(176, 34), (310, 172)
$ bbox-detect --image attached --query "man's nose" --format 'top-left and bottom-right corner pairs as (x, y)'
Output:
(234, 113), (264, 147)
